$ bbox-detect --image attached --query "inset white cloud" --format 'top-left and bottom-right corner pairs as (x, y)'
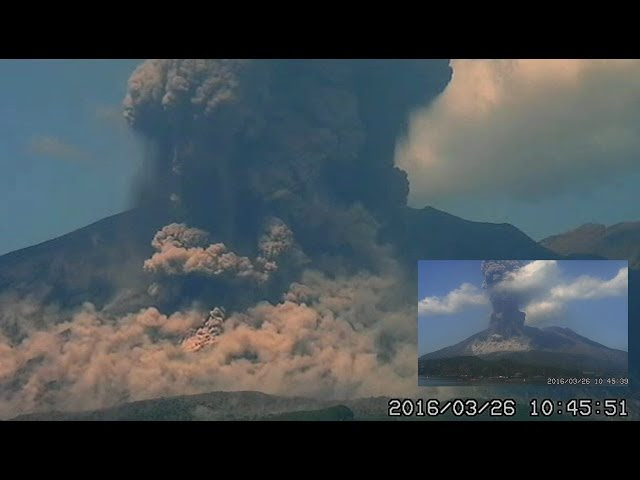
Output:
(419, 260), (627, 326)
(550, 266), (628, 301)
(496, 260), (560, 295)
(418, 282), (488, 316)
(526, 266), (628, 324)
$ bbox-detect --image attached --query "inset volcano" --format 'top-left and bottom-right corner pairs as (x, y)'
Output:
(418, 260), (628, 385)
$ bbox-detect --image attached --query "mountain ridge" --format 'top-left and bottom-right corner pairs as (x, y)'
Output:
(541, 221), (640, 269)
(0, 205), (559, 312)
(7, 390), (390, 421)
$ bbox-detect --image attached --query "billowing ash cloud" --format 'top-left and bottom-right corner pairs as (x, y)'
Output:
(0, 60), (456, 418)
(150, 222), (210, 250)
(0, 269), (422, 418)
(481, 260), (528, 334)
(143, 219), (295, 284)
(258, 217), (294, 260)
(488, 260), (628, 325)
(481, 260), (528, 289)
(124, 59), (451, 242)
(144, 223), (261, 280)
(182, 306), (226, 352)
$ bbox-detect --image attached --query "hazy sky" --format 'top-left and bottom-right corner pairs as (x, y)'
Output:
(2, 60), (640, 255)
(0, 60), (142, 255)
(418, 260), (629, 355)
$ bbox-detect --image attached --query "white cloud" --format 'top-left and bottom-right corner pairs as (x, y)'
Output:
(418, 283), (488, 316)
(421, 261), (628, 325)
(496, 260), (560, 295)
(524, 266), (628, 325)
(524, 299), (566, 324)
(395, 60), (640, 204)
(550, 266), (628, 301)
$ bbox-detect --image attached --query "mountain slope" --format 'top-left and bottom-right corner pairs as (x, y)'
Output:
(383, 206), (556, 262)
(420, 325), (628, 376)
(541, 222), (640, 269)
(0, 208), (170, 312)
(541, 221), (639, 389)
(7, 390), (372, 421)
(0, 205), (558, 312)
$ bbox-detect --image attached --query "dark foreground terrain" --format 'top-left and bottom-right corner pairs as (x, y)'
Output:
(8, 391), (376, 421)
(7, 389), (639, 421)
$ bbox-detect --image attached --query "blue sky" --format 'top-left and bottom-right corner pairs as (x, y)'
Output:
(0, 60), (142, 255)
(418, 260), (629, 355)
(427, 180), (640, 241)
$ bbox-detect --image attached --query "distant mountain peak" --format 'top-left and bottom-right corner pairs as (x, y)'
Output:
(541, 220), (640, 269)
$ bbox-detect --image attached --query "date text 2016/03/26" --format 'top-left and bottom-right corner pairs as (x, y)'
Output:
(387, 398), (629, 417)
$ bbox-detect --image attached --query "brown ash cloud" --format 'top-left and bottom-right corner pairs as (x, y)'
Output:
(142, 221), (294, 284)
(0, 270), (424, 418)
(0, 60), (455, 417)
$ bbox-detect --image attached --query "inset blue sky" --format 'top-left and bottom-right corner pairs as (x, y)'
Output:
(418, 260), (628, 355)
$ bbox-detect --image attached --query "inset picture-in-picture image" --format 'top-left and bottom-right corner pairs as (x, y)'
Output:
(418, 260), (628, 387)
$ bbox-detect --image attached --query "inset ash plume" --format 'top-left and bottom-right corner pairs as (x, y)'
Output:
(481, 260), (528, 335)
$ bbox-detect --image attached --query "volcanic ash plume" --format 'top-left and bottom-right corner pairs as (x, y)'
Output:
(182, 307), (226, 352)
(123, 59), (452, 255)
(143, 219), (295, 284)
(0, 60), (456, 418)
(481, 260), (528, 335)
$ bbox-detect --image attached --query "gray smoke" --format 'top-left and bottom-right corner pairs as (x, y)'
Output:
(481, 260), (528, 334)
(125, 59), (452, 314)
(123, 59), (452, 254)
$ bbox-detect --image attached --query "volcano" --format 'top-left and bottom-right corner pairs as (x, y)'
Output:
(420, 259), (628, 381)
(0, 206), (555, 316)
(420, 279), (628, 383)
(2, 59), (636, 419)
(420, 324), (628, 377)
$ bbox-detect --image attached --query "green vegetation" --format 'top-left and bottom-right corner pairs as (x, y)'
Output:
(419, 355), (584, 380)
